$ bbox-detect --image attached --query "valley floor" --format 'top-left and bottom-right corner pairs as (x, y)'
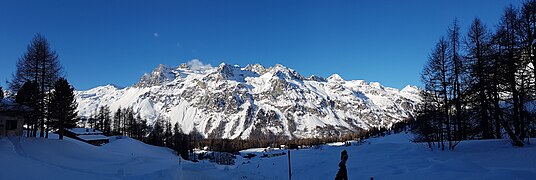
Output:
(0, 133), (535, 180)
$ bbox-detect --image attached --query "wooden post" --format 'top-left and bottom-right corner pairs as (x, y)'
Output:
(288, 149), (292, 180)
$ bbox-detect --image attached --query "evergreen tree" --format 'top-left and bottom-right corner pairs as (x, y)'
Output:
(124, 107), (134, 136)
(171, 122), (191, 160)
(138, 116), (148, 141)
(164, 119), (173, 148)
(15, 81), (39, 137)
(48, 78), (78, 140)
(9, 34), (63, 138)
(113, 107), (122, 135)
(172, 122), (183, 149)
(131, 114), (143, 140)
(0, 86), (4, 99)
(149, 117), (165, 146)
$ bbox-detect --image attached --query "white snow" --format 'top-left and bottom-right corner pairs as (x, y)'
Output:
(1, 133), (535, 179)
(66, 128), (103, 135)
(0, 135), (181, 180)
(327, 74), (345, 82)
(77, 134), (109, 141)
(75, 63), (422, 139)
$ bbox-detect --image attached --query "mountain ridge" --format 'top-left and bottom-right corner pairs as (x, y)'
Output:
(75, 61), (421, 139)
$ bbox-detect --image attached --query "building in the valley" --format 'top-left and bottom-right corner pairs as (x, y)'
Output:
(0, 99), (31, 137)
(64, 128), (109, 146)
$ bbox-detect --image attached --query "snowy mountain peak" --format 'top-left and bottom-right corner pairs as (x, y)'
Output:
(369, 82), (384, 90)
(265, 64), (304, 81)
(104, 84), (124, 89)
(156, 63), (168, 70)
(273, 63), (286, 69)
(135, 64), (176, 87)
(76, 61), (421, 139)
(244, 64), (267, 75)
(178, 63), (189, 69)
(327, 74), (344, 82)
(203, 63), (257, 82)
(307, 75), (327, 82)
(184, 59), (212, 73)
(216, 63), (236, 78)
(401, 85), (419, 94)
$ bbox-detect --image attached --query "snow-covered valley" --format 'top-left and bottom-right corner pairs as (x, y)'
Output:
(1, 133), (534, 180)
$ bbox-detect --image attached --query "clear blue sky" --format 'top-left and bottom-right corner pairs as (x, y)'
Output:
(0, 0), (523, 90)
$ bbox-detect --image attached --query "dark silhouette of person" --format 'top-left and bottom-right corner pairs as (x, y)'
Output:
(335, 150), (348, 180)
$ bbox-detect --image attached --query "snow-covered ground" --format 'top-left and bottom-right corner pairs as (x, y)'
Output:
(0, 134), (181, 180)
(1, 133), (535, 179)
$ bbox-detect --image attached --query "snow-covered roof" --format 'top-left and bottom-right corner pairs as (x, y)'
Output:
(66, 128), (103, 135)
(77, 134), (109, 141)
(0, 98), (32, 112)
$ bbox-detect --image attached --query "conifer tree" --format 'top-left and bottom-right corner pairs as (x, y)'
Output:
(48, 78), (78, 140)
(16, 81), (39, 137)
(164, 119), (173, 148)
(149, 117), (165, 146)
(113, 107), (122, 135)
(124, 107), (134, 136)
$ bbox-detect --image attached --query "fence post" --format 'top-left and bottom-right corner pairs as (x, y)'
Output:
(288, 149), (292, 180)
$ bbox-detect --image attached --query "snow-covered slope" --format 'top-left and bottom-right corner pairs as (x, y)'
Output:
(233, 134), (536, 180)
(76, 61), (421, 139)
(2, 134), (534, 179)
(0, 135), (181, 180)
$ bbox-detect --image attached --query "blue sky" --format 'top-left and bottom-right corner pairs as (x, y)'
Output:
(0, 0), (523, 90)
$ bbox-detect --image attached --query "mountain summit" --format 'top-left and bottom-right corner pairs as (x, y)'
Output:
(76, 62), (421, 139)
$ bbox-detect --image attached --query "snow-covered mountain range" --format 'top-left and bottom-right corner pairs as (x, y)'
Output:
(75, 60), (421, 139)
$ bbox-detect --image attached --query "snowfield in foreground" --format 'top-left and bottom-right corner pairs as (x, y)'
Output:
(1, 133), (535, 180)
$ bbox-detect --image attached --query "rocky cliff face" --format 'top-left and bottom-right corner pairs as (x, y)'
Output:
(76, 62), (421, 139)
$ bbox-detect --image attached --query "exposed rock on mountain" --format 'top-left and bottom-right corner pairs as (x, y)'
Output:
(76, 62), (421, 139)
